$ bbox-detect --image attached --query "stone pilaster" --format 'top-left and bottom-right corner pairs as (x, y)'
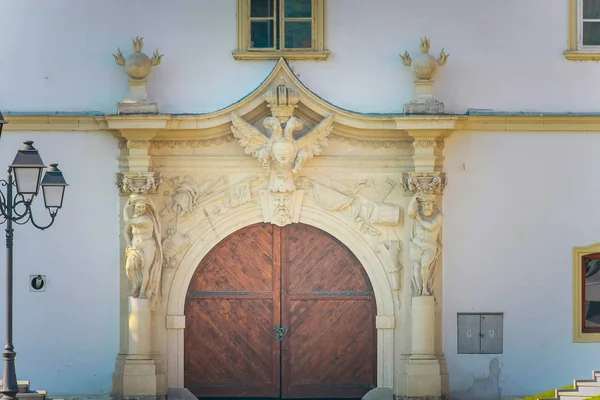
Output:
(113, 129), (162, 399)
(401, 171), (448, 400)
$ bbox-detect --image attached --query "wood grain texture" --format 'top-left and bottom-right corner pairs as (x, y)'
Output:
(184, 223), (280, 398)
(281, 224), (377, 398)
(184, 223), (376, 398)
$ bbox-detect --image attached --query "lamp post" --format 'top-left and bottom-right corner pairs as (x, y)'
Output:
(0, 141), (68, 400)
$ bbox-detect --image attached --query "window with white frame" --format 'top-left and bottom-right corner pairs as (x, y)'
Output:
(233, 0), (329, 60)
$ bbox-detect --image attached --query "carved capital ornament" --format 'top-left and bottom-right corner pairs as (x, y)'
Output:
(116, 172), (161, 196)
(401, 172), (447, 195)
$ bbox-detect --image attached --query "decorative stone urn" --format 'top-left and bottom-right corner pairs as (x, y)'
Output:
(400, 37), (449, 115)
(113, 36), (163, 114)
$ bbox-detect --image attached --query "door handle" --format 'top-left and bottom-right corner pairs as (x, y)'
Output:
(273, 325), (288, 342)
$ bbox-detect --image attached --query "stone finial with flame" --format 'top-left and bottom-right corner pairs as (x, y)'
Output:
(113, 36), (163, 80)
(401, 37), (449, 81)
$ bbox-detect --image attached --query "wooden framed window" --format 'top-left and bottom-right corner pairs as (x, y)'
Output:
(565, 0), (600, 60)
(233, 0), (329, 60)
(573, 243), (600, 342)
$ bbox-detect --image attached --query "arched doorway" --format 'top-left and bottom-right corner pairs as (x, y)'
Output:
(183, 222), (377, 399)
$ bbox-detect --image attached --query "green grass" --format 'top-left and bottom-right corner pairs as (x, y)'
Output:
(522, 385), (573, 400)
(587, 395), (600, 400)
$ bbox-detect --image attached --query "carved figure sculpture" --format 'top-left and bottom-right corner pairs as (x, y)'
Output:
(123, 195), (163, 302)
(408, 193), (443, 296)
(230, 112), (334, 192)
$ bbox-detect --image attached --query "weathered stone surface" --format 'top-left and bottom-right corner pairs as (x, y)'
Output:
(403, 100), (444, 115)
(362, 387), (394, 400)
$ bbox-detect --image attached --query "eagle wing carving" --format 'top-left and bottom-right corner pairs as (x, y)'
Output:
(230, 112), (271, 167)
(293, 114), (334, 173)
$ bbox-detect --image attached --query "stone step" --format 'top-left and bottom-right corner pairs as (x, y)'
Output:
(557, 390), (595, 400)
(575, 380), (600, 396)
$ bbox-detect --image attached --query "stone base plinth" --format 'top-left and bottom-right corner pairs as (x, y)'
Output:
(403, 100), (444, 115)
(123, 358), (158, 396)
(118, 79), (159, 114)
(114, 357), (158, 397)
(404, 357), (443, 398)
(118, 101), (159, 115)
(404, 80), (444, 115)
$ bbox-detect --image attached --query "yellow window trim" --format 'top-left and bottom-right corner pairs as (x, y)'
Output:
(233, 0), (329, 61)
(565, 0), (600, 60)
(573, 243), (600, 343)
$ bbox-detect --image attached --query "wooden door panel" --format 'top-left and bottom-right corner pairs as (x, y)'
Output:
(286, 224), (371, 293)
(285, 299), (376, 398)
(281, 224), (377, 399)
(184, 224), (281, 398)
(185, 298), (278, 396)
(184, 223), (377, 399)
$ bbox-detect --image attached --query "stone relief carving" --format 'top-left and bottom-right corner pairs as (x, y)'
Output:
(376, 240), (403, 305)
(259, 190), (305, 227)
(413, 140), (445, 149)
(230, 85), (334, 193)
(330, 134), (412, 149)
(159, 175), (260, 268)
(162, 175), (225, 223)
(299, 178), (401, 236)
(214, 177), (257, 215)
(127, 140), (151, 150)
(162, 228), (190, 270)
(152, 136), (235, 149)
(406, 192), (444, 298)
(116, 172), (161, 196)
(123, 195), (163, 304)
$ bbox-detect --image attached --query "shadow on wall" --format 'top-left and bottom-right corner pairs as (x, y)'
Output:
(451, 358), (501, 400)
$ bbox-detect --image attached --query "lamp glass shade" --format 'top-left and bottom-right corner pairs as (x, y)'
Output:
(9, 141), (46, 195)
(41, 185), (65, 210)
(40, 163), (68, 210)
(13, 166), (43, 196)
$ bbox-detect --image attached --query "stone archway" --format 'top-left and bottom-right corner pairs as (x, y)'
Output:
(165, 205), (396, 391)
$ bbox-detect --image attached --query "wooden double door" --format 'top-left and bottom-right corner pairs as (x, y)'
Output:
(184, 223), (377, 399)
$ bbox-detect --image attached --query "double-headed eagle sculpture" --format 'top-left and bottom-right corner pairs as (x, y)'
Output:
(230, 112), (334, 192)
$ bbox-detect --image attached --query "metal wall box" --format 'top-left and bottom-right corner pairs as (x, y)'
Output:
(457, 313), (503, 354)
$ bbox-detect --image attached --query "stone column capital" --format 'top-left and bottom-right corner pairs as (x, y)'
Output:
(116, 172), (161, 196)
(401, 172), (447, 196)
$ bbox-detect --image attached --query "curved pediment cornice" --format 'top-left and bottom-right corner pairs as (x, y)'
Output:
(104, 58), (460, 142)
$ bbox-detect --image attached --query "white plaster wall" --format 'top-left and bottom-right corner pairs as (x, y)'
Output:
(0, 133), (120, 394)
(0, 0), (595, 115)
(443, 132), (600, 398)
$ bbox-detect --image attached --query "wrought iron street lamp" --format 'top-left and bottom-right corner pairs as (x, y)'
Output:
(0, 141), (68, 400)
